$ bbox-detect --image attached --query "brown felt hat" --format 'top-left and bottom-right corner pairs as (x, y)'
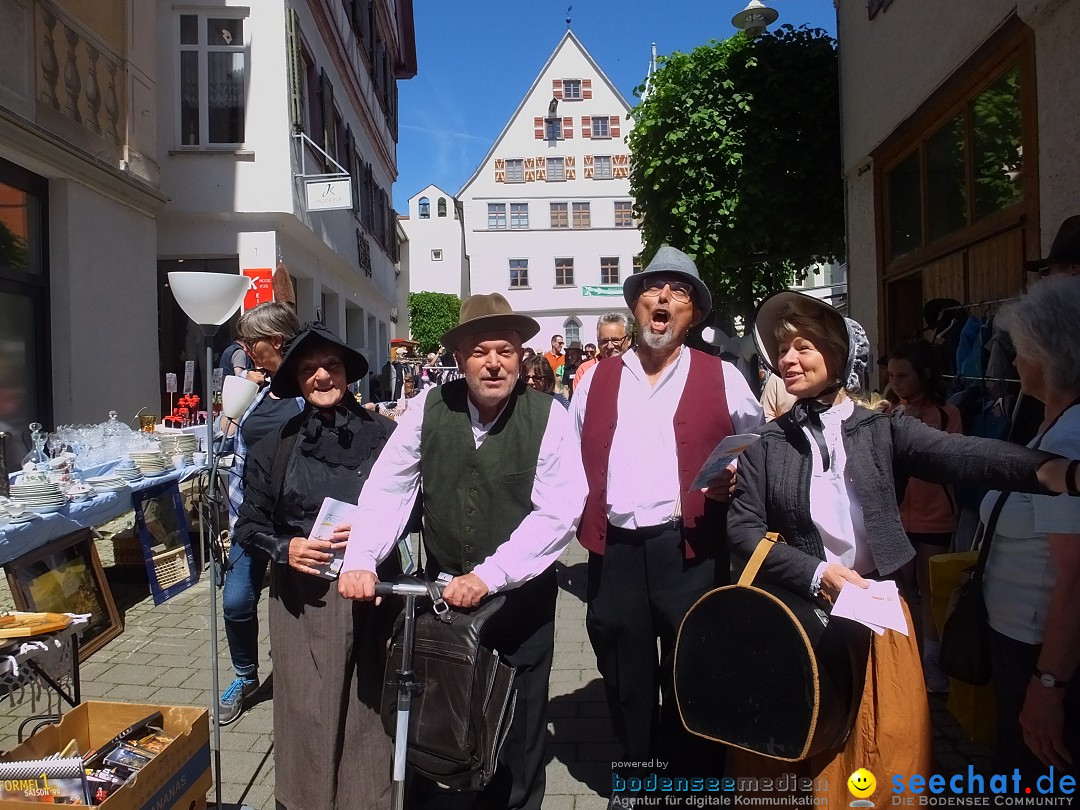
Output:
(441, 293), (540, 351)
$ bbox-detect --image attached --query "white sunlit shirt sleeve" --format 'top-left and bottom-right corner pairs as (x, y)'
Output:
(473, 398), (587, 592)
(340, 387), (429, 575)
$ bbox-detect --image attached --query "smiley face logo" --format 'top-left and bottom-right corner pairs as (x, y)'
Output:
(848, 768), (877, 799)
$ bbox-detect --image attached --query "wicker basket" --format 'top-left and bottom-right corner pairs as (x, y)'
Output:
(151, 547), (192, 591)
(111, 533), (145, 567)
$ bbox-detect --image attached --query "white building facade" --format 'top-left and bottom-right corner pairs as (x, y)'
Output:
(838, 0), (1079, 357)
(456, 31), (643, 351)
(155, 0), (414, 404)
(400, 183), (467, 298)
(0, 0), (163, 441)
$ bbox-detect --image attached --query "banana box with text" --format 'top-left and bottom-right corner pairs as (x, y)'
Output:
(0, 701), (210, 809)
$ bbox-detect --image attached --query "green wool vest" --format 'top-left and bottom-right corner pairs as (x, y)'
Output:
(420, 379), (551, 576)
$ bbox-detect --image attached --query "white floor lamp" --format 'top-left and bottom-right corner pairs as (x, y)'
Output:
(167, 271), (250, 810)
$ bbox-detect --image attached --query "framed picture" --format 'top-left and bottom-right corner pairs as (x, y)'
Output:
(4, 529), (123, 661)
(132, 480), (199, 605)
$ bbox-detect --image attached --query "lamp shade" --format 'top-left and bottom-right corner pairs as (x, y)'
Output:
(168, 272), (251, 326)
(221, 374), (260, 420)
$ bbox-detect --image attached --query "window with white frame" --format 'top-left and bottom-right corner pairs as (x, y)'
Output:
(592, 117), (610, 138)
(594, 156), (613, 180)
(615, 200), (633, 227)
(563, 316), (582, 345)
(601, 256), (620, 285)
(563, 79), (582, 100)
(488, 203), (507, 229)
(555, 258), (574, 286)
(547, 157), (565, 181)
(179, 13), (247, 146)
(545, 118), (562, 140)
(510, 203), (529, 229)
(550, 202), (568, 228)
(505, 159), (524, 183)
(509, 258), (529, 288)
(572, 202), (591, 229)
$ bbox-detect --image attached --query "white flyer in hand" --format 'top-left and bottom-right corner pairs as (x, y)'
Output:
(690, 433), (761, 491)
(309, 497), (357, 580)
(831, 578), (908, 636)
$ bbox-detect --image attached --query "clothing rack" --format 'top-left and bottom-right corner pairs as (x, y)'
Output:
(942, 374), (1020, 384)
(938, 296), (1018, 314)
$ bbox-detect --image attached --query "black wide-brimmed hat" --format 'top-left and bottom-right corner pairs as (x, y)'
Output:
(441, 293), (540, 351)
(270, 321), (368, 399)
(1026, 215), (1080, 272)
(622, 245), (712, 324)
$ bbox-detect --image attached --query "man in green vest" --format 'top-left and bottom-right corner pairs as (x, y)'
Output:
(339, 292), (587, 810)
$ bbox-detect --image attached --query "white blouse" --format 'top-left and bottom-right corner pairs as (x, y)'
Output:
(800, 398), (875, 579)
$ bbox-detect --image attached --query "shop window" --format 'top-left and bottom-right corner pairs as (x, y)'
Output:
(926, 114), (967, 243)
(973, 66), (1022, 219)
(886, 151), (921, 261)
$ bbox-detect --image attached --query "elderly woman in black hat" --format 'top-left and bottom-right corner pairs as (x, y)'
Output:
(727, 291), (1080, 807)
(233, 322), (399, 810)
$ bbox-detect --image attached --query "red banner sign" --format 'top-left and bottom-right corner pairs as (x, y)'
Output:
(243, 268), (274, 310)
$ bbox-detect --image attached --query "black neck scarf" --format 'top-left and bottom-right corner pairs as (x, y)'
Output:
(791, 397), (838, 471)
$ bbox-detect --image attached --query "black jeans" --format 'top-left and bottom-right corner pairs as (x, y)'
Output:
(586, 523), (726, 780)
(988, 626), (1079, 784)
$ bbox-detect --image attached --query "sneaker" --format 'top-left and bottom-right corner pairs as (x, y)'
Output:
(218, 677), (259, 726)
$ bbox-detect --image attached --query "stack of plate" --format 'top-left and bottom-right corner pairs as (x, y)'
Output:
(84, 475), (129, 492)
(157, 434), (199, 465)
(113, 464), (145, 484)
(9, 481), (67, 514)
(129, 451), (168, 477)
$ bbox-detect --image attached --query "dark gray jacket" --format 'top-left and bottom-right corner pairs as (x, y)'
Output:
(727, 405), (1058, 594)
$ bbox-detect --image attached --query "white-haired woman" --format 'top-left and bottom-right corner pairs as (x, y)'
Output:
(728, 291), (1080, 807)
(982, 274), (1080, 780)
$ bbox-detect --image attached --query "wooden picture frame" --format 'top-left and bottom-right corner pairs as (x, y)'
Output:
(4, 529), (123, 661)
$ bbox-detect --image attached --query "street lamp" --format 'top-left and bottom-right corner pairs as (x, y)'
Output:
(732, 0), (779, 35)
(167, 271), (249, 810)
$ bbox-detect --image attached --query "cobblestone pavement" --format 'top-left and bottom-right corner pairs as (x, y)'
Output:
(0, 539), (988, 809)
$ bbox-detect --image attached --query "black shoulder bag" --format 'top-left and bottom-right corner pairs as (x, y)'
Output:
(939, 401), (1076, 685)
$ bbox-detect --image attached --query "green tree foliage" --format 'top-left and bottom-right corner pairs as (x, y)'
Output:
(408, 291), (461, 354)
(629, 26), (843, 328)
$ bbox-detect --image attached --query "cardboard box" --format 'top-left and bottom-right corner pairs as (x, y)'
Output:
(0, 701), (210, 809)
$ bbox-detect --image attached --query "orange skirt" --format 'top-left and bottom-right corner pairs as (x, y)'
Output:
(731, 598), (932, 809)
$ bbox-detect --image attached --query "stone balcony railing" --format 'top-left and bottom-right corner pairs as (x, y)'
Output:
(34, 0), (126, 148)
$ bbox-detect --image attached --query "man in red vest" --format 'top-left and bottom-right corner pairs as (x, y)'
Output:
(571, 245), (762, 793)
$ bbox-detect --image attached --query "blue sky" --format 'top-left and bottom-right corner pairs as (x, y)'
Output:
(393, 0), (837, 209)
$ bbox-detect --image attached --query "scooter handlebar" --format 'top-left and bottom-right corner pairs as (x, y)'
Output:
(373, 577), (446, 598)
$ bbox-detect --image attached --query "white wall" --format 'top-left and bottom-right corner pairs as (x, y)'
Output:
(459, 32), (642, 353)
(403, 184), (464, 296)
(50, 181), (159, 425)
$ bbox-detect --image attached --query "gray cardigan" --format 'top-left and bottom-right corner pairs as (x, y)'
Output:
(727, 405), (1058, 594)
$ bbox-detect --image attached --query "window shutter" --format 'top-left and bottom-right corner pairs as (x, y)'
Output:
(563, 116), (573, 139)
(582, 116), (591, 138)
(285, 9), (304, 132)
(319, 69), (335, 164)
(582, 78), (592, 99)
(610, 116), (621, 138)
(347, 125), (361, 212)
(534, 117), (544, 139)
(552, 79), (563, 99)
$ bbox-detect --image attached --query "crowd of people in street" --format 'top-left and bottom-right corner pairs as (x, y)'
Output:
(212, 218), (1080, 810)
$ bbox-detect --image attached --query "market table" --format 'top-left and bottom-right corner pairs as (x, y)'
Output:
(0, 460), (208, 566)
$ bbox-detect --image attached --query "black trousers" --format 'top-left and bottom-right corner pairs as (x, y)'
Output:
(586, 523), (725, 778)
(988, 627), (1080, 784)
(408, 567), (557, 810)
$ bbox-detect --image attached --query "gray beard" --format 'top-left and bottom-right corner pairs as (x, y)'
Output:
(640, 326), (676, 350)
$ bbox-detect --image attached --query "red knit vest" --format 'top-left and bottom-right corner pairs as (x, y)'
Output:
(578, 349), (734, 558)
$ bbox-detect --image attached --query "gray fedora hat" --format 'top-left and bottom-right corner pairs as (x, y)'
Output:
(441, 292), (540, 351)
(622, 245), (712, 324)
(271, 321), (368, 399)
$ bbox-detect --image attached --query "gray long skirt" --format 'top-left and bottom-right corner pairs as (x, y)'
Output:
(269, 563), (395, 810)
